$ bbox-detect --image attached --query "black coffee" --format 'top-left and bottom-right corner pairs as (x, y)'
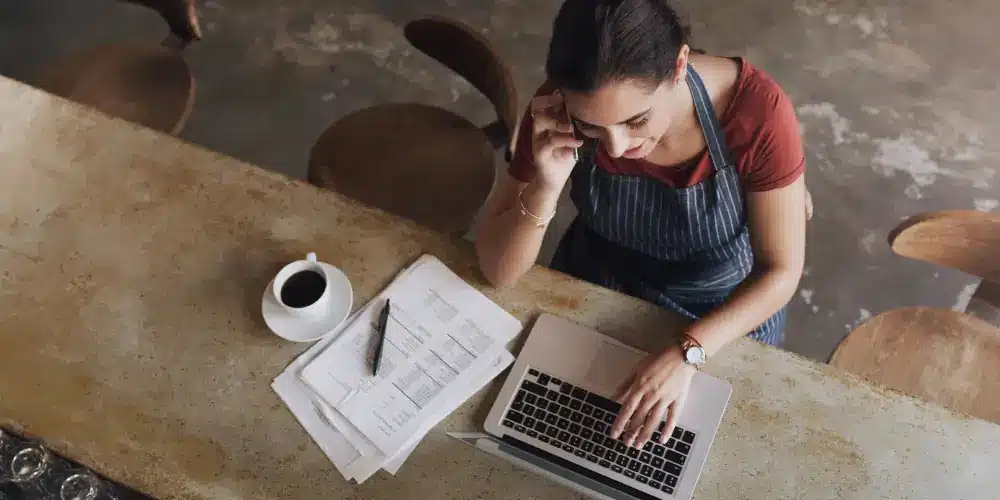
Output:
(280, 270), (326, 308)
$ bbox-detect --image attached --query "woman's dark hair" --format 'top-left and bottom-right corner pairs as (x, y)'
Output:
(546, 0), (690, 92)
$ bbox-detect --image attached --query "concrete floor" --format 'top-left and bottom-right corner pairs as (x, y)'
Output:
(1, 0), (997, 362)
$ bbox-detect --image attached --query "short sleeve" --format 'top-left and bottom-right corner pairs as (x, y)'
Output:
(508, 107), (538, 183)
(738, 76), (806, 192)
(508, 82), (558, 183)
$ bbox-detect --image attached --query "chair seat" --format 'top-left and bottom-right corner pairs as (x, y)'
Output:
(831, 307), (1000, 424)
(309, 103), (495, 235)
(33, 44), (195, 135)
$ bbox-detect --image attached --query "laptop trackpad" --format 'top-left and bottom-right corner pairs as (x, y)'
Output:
(585, 339), (644, 395)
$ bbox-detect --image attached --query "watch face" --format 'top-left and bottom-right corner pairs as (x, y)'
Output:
(685, 346), (706, 365)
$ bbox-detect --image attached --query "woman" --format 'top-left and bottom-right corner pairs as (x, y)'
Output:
(475, 0), (807, 451)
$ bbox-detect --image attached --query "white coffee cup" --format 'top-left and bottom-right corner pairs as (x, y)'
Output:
(272, 252), (331, 318)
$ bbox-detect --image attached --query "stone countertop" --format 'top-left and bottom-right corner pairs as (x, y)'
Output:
(0, 77), (998, 500)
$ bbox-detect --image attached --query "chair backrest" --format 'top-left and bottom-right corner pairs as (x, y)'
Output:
(404, 17), (518, 144)
(34, 44), (196, 135)
(890, 210), (1000, 325)
(890, 210), (1000, 283)
(831, 306), (1000, 424)
(121, 0), (202, 44)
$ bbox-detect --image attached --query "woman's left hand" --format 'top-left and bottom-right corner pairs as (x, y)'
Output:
(610, 346), (696, 449)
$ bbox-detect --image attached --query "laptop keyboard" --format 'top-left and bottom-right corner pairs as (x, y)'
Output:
(501, 368), (696, 496)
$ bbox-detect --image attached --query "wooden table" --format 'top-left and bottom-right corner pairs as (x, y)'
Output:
(1, 76), (998, 500)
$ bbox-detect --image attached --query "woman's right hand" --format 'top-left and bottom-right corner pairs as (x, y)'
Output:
(530, 93), (584, 190)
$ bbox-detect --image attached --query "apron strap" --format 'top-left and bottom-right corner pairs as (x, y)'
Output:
(685, 64), (734, 171)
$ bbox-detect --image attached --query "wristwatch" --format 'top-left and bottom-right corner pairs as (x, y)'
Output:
(680, 334), (707, 368)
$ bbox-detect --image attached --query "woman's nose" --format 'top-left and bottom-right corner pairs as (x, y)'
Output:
(603, 129), (631, 158)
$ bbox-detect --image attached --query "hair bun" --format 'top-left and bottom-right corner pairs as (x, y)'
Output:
(548, 0), (692, 91)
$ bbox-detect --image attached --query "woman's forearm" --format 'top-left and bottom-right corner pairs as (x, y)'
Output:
(475, 181), (563, 287)
(688, 179), (807, 356)
(687, 266), (802, 356)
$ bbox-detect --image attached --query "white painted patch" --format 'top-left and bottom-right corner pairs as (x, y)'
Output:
(953, 283), (979, 311)
(851, 15), (875, 36)
(811, 305), (820, 314)
(904, 184), (923, 200)
(321, 92), (336, 102)
(857, 308), (872, 324)
(806, 43), (930, 80)
(952, 146), (982, 162)
(974, 198), (999, 212)
(803, 266), (812, 277)
(861, 105), (880, 115)
(793, 2), (887, 38)
(341, 78), (350, 86)
(800, 289), (814, 305)
(844, 323), (852, 332)
(792, 3), (822, 16)
(871, 132), (995, 195)
(872, 135), (940, 186)
(859, 229), (878, 254)
(797, 102), (851, 144)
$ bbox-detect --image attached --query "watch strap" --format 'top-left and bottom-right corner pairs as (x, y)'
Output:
(680, 334), (703, 350)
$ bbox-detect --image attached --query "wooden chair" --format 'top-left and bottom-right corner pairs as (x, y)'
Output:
(831, 210), (1000, 423)
(308, 16), (518, 235)
(888, 210), (1000, 324)
(30, 0), (201, 135)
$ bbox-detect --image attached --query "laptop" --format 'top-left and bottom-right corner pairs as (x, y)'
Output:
(451, 313), (732, 499)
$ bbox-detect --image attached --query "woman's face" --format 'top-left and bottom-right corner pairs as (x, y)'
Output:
(562, 77), (685, 160)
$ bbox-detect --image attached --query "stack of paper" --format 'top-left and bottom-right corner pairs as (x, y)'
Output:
(271, 255), (521, 483)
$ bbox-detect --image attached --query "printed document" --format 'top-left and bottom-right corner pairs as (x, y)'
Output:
(300, 256), (521, 455)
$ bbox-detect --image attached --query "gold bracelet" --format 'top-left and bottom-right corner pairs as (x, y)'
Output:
(518, 188), (556, 227)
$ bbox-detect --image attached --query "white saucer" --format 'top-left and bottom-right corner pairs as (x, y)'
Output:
(262, 262), (353, 342)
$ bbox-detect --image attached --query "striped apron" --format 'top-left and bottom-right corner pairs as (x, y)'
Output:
(551, 65), (786, 346)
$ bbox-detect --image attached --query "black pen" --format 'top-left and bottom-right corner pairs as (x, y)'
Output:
(373, 298), (390, 376)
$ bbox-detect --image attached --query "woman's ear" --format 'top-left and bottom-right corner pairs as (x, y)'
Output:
(673, 45), (691, 84)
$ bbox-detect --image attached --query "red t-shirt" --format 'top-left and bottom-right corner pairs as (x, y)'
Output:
(509, 58), (805, 192)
